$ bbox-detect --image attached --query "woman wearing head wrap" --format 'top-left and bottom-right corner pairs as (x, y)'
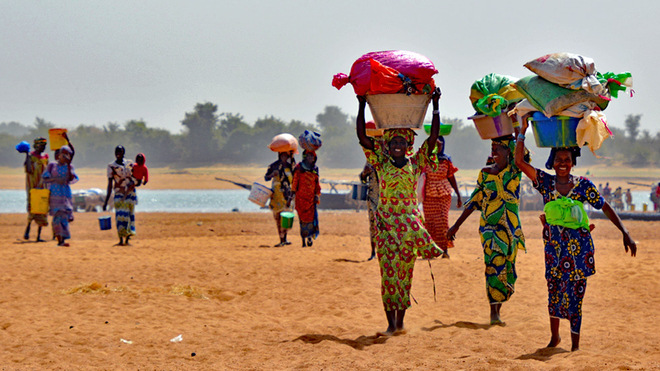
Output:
(291, 150), (321, 247)
(103, 145), (137, 246)
(421, 136), (462, 258)
(356, 88), (443, 336)
(265, 150), (296, 247)
(42, 145), (78, 246)
(514, 117), (636, 351)
(447, 134), (527, 325)
(23, 137), (49, 241)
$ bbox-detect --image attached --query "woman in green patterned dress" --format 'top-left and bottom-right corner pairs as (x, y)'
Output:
(356, 89), (443, 336)
(447, 136), (526, 325)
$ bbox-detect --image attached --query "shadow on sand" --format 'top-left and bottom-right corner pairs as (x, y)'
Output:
(333, 258), (371, 264)
(292, 333), (390, 350)
(421, 319), (504, 332)
(516, 346), (569, 361)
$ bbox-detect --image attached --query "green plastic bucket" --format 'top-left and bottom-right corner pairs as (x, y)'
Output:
(280, 211), (295, 229)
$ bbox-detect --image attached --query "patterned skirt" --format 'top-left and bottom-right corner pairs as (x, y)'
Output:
(423, 195), (454, 250)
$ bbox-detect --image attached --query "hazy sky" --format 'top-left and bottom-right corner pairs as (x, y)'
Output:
(1, 0), (657, 134)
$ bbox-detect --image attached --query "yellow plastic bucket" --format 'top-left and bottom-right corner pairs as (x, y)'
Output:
(30, 188), (50, 214)
(280, 211), (295, 229)
(48, 128), (68, 151)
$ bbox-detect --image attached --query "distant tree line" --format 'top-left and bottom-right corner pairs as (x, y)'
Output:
(1, 102), (657, 170)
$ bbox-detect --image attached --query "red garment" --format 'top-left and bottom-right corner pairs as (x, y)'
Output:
(292, 164), (320, 223)
(132, 164), (149, 184)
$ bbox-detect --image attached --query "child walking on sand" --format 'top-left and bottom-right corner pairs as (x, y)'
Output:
(356, 89), (443, 336)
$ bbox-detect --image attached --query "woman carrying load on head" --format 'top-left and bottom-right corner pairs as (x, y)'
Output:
(421, 135), (462, 258)
(42, 145), (78, 246)
(447, 134), (527, 325)
(292, 150), (321, 247)
(514, 116), (636, 352)
(23, 137), (49, 241)
(103, 145), (137, 246)
(265, 150), (296, 247)
(356, 88), (444, 336)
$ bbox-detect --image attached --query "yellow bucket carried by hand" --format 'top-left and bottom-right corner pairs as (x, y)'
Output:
(49, 128), (68, 151)
(30, 188), (50, 214)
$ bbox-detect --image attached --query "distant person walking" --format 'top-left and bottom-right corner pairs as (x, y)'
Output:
(42, 145), (78, 246)
(103, 145), (137, 246)
(23, 137), (49, 241)
(292, 150), (321, 247)
(265, 150), (296, 247)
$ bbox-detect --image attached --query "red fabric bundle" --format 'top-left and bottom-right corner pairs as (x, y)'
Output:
(332, 50), (438, 95)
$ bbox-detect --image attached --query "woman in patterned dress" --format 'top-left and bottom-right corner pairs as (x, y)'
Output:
(356, 89), (443, 336)
(421, 136), (462, 258)
(103, 145), (137, 246)
(514, 117), (636, 351)
(292, 150), (321, 247)
(265, 150), (296, 247)
(42, 145), (78, 246)
(23, 137), (49, 241)
(447, 136), (526, 325)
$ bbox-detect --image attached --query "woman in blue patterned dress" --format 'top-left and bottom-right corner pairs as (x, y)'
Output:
(42, 145), (78, 246)
(356, 89), (443, 336)
(514, 117), (636, 351)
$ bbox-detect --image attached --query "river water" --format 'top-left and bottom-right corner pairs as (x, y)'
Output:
(0, 189), (655, 213)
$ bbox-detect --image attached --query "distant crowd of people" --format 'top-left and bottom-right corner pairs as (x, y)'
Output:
(22, 134), (148, 246)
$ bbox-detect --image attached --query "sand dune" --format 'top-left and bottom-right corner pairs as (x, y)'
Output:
(0, 210), (658, 370)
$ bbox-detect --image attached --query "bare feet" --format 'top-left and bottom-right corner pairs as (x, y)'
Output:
(306, 237), (313, 247)
(393, 328), (407, 336)
(376, 327), (396, 337)
(368, 252), (376, 261)
(546, 336), (561, 348)
(441, 251), (450, 259)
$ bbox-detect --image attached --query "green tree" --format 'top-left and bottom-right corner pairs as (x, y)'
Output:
(315, 106), (363, 168)
(181, 102), (220, 165)
(624, 114), (641, 141)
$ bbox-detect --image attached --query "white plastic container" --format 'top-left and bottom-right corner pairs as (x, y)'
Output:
(366, 94), (431, 129)
(248, 183), (273, 207)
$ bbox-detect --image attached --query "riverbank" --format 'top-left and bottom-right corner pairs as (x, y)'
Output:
(0, 211), (658, 369)
(2, 164), (659, 191)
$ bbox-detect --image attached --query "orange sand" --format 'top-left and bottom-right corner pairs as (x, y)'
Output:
(0, 210), (658, 369)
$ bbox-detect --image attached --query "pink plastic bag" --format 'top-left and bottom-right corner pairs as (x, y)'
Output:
(332, 50), (438, 95)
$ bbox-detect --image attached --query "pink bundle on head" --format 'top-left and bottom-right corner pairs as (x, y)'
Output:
(332, 50), (438, 95)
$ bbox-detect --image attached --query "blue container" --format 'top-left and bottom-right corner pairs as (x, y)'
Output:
(99, 216), (112, 231)
(530, 112), (580, 148)
(352, 184), (369, 201)
(15, 141), (30, 153)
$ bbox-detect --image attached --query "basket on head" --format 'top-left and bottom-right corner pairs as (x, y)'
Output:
(468, 110), (514, 140)
(366, 94), (431, 129)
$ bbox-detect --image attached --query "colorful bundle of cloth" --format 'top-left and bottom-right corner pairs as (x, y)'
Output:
(510, 52), (633, 154)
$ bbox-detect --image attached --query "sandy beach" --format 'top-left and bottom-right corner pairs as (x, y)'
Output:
(0, 206), (658, 369)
